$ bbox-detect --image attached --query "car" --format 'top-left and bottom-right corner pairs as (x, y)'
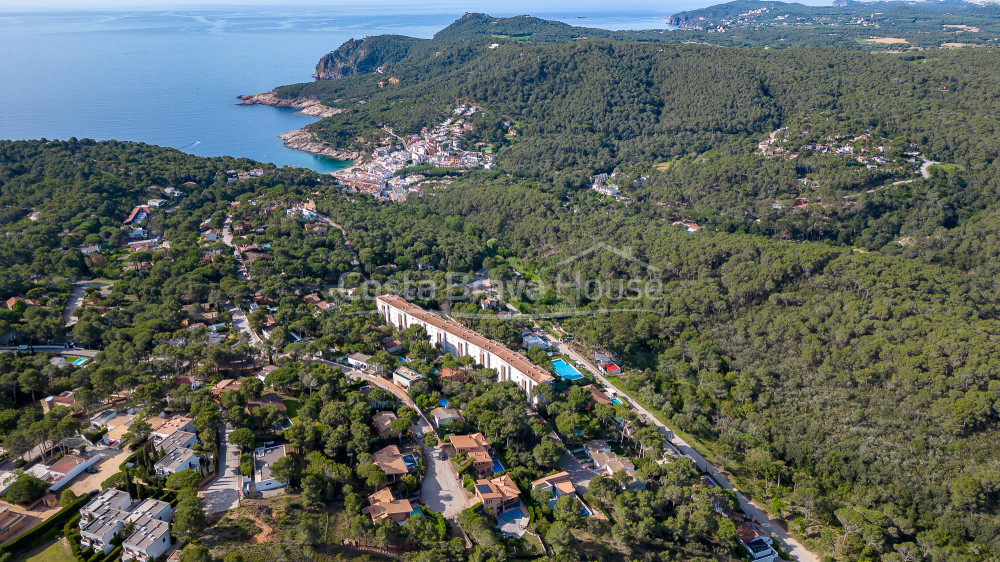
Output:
(439, 452), (446, 460)
(85, 467), (100, 474)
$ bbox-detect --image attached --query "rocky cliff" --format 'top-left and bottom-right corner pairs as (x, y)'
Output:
(313, 35), (424, 80)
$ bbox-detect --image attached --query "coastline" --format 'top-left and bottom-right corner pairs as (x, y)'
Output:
(237, 91), (342, 118)
(238, 91), (362, 170)
(277, 128), (362, 166)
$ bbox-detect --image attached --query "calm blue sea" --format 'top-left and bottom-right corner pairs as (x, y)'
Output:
(0, 6), (687, 173)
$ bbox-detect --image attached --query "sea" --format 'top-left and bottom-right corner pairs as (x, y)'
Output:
(0, 4), (700, 173)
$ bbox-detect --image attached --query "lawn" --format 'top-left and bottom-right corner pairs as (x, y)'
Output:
(26, 538), (74, 562)
(281, 398), (301, 420)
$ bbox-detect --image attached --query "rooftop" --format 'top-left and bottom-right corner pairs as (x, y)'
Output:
(81, 507), (127, 538)
(530, 471), (576, 496)
(123, 515), (170, 551)
(372, 411), (398, 436)
(154, 447), (198, 473)
(127, 498), (171, 521)
(48, 454), (89, 476)
(254, 444), (290, 483)
(372, 445), (416, 476)
(377, 294), (554, 385)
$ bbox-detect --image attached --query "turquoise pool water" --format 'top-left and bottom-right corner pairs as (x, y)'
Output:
(552, 359), (584, 380)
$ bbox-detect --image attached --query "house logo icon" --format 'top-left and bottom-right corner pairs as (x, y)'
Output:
(555, 242), (661, 274)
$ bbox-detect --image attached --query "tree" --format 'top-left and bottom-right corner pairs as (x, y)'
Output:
(59, 488), (79, 506)
(356, 462), (387, 490)
(229, 427), (256, 452)
(6, 473), (47, 505)
(553, 494), (583, 528)
(173, 490), (207, 541)
(18, 369), (45, 401)
(166, 469), (203, 490)
(545, 521), (576, 555)
(532, 437), (564, 469)
(297, 518), (320, 545)
(269, 454), (301, 486)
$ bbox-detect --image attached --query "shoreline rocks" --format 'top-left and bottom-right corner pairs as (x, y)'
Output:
(239, 91), (360, 164)
(236, 91), (342, 118)
(277, 128), (361, 163)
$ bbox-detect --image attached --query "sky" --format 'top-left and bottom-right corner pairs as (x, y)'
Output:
(0, 0), (710, 12)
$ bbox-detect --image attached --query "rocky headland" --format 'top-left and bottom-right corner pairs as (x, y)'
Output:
(237, 91), (342, 118)
(238, 92), (359, 163)
(277, 129), (361, 162)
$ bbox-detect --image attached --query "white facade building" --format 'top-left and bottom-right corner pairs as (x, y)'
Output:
(122, 516), (171, 562)
(375, 295), (554, 403)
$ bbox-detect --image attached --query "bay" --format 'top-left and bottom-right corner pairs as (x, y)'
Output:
(0, 5), (685, 173)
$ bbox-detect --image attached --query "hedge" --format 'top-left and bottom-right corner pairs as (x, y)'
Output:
(64, 513), (85, 561)
(0, 494), (90, 558)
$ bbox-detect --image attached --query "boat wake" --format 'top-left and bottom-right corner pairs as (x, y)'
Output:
(180, 139), (202, 150)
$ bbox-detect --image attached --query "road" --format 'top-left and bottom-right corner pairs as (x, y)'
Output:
(847, 155), (940, 199)
(0, 346), (98, 357)
(222, 216), (250, 281)
(555, 341), (818, 562)
(63, 281), (111, 327)
(200, 423), (242, 514)
(226, 303), (262, 348)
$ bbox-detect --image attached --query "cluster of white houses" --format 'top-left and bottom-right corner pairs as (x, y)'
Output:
(375, 294), (554, 403)
(79, 488), (173, 561)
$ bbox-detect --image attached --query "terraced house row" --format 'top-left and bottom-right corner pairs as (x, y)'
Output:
(375, 294), (553, 403)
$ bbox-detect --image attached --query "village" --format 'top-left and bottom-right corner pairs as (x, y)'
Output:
(331, 105), (495, 202)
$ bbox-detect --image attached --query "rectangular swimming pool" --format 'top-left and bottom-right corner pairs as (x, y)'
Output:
(551, 359), (584, 381)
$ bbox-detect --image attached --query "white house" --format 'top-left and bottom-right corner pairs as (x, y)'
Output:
(154, 447), (200, 477)
(80, 508), (128, 553)
(0, 471), (18, 496)
(347, 352), (378, 373)
(45, 454), (100, 492)
(375, 294), (554, 404)
(739, 522), (780, 562)
(251, 444), (290, 492)
(430, 407), (463, 428)
(159, 431), (198, 453)
(392, 366), (424, 390)
(127, 498), (173, 523)
(81, 488), (133, 524)
(122, 516), (171, 562)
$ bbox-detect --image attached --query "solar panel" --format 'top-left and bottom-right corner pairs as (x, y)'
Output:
(476, 484), (493, 494)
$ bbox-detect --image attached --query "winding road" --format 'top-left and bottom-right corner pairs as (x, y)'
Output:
(555, 341), (819, 562)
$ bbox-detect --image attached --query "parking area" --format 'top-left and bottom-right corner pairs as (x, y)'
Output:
(420, 445), (467, 518)
(200, 424), (241, 514)
(68, 446), (133, 496)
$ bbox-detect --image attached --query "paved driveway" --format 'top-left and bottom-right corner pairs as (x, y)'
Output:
(200, 424), (241, 514)
(421, 446), (467, 518)
(558, 453), (597, 495)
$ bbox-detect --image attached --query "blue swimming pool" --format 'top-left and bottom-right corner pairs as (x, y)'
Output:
(492, 459), (505, 474)
(552, 359), (584, 381)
